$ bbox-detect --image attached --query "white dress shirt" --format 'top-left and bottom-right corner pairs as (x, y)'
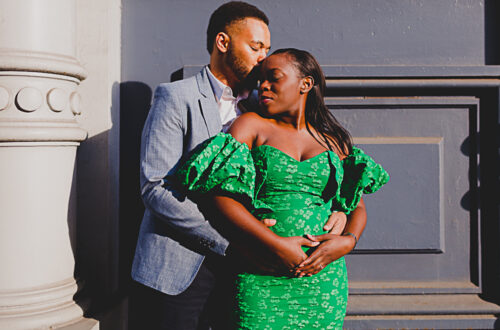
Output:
(206, 66), (249, 132)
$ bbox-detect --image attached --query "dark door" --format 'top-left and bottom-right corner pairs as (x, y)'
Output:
(327, 90), (500, 329)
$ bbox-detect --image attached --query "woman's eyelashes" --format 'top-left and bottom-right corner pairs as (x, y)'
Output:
(259, 73), (281, 86)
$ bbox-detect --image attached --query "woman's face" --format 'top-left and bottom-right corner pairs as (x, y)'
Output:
(258, 53), (304, 116)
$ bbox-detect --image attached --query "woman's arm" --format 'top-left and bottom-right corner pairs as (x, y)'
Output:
(294, 198), (367, 277)
(341, 197), (367, 245)
(213, 113), (318, 272)
(214, 196), (318, 271)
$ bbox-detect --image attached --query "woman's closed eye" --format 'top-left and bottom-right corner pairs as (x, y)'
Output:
(262, 73), (282, 83)
(270, 74), (281, 81)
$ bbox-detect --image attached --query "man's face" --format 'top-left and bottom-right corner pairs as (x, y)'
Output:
(225, 17), (271, 86)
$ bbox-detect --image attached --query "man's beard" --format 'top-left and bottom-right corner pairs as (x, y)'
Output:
(226, 47), (258, 91)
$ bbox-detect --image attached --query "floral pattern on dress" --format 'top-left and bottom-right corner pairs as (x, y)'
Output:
(175, 133), (389, 329)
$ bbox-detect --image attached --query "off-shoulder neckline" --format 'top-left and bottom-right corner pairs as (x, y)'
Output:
(217, 132), (356, 163)
(252, 144), (340, 163)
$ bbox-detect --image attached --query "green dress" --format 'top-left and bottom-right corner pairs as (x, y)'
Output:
(175, 133), (389, 329)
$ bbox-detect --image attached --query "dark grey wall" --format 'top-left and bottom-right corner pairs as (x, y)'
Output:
(121, 0), (487, 89)
(120, 1), (500, 328)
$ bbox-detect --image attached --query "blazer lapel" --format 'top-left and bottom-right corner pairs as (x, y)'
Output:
(196, 67), (222, 136)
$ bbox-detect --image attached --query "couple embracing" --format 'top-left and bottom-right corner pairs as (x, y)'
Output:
(131, 2), (389, 329)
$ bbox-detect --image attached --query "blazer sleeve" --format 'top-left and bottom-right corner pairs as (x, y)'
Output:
(139, 84), (229, 256)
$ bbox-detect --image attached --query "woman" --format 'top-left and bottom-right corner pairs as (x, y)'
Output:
(175, 48), (389, 329)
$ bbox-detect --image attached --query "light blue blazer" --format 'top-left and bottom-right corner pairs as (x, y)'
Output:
(131, 67), (229, 295)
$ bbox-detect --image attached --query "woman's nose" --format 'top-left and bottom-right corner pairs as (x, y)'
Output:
(259, 80), (270, 90)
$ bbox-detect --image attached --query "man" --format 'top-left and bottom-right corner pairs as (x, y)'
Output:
(131, 2), (345, 329)
(131, 3), (271, 329)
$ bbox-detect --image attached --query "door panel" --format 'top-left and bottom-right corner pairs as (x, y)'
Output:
(328, 97), (477, 293)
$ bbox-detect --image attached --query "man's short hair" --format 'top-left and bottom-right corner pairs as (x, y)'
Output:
(206, 1), (269, 54)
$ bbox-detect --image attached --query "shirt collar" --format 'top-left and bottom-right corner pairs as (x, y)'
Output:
(206, 65), (234, 102)
(205, 65), (249, 102)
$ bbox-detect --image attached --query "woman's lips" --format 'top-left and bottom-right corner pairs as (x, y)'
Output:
(259, 96), (273, 104)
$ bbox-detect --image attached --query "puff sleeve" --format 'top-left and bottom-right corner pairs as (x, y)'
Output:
(333, 146), (389, 213)
(175, 133), (256, 208)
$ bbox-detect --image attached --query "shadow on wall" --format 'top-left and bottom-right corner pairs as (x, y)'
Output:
(118, 81), (152, 289)
(459, 114), (480, 291)
(73, 81), (151, 329)
(75, 129), (122, 322)
(460, 89), (500, 307)
(484, 0), (500, 65)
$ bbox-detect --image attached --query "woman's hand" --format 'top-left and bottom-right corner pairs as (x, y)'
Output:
(293, 233), (355, 277)
(271, 236), (319, 272)
(322, 211), (347, 234)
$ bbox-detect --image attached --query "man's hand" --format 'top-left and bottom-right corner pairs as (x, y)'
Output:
(293, 233), (355, 277)
(261, 218), (276, 227)
(226, 241), (279, 274)
(323, 211), (347, 234)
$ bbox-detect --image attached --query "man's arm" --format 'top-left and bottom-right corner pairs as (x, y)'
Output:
(140, 84), (229, 256)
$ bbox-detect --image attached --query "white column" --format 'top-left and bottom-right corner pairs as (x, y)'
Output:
(0, 0), (96, 328)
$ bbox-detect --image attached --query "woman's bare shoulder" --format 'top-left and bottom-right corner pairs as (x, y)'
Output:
(234, 111), (267, 125)
(229, 112), (269, 148)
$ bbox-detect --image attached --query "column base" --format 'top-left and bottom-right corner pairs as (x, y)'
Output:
(57, 317), (99, 330)
(0, 279), (92, 330)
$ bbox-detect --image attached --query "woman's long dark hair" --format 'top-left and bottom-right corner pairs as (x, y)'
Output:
(271, 48), (353, 155)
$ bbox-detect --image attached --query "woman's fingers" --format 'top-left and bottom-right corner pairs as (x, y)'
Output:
(295, 239), (335, 276)
(296, 257), (325, 277)
(296, 248), (323, 269)
(298, 259), (323, 273)
(297, 256), (312, 268)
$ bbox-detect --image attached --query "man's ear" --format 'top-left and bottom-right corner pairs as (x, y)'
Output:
(215, 32), (230, 53)
(300, 76), (314, 94)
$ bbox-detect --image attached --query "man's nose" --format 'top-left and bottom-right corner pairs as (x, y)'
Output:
(257, 50), (267, 63)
